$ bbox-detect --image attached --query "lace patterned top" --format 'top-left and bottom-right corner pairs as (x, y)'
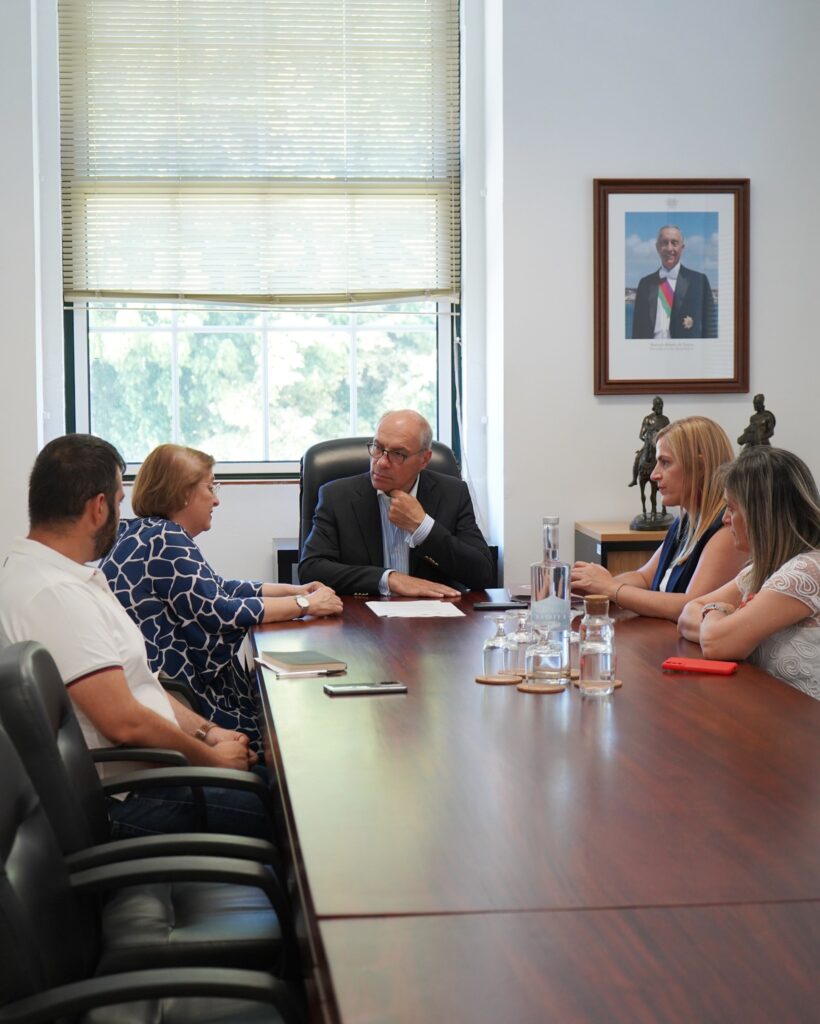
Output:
(101, 518), (266, 748)
(735, 550), (820, 700)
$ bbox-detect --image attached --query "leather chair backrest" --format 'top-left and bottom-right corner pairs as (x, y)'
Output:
(0, 641), (111, 853)
(298, 436), (460, 554)
(0, 722), (97, 1001)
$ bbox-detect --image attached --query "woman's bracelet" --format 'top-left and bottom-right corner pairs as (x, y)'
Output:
(613, 583), (627, 607)
(700, 602), (730, 622)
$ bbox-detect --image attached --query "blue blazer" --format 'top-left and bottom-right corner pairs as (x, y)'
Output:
(651, 510), (725, 593)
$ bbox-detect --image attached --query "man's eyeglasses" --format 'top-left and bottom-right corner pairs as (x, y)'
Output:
(367, 441), (426, 465)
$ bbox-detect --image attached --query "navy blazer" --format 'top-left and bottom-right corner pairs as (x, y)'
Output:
(298, 470), (495, 595)
(650, 510), (725, 593)
(632, 265), (717, 339)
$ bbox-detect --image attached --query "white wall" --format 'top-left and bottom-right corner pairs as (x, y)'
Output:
(2, 0), (819, 587)
(0, 0), (43, 555)
(492, 0), (820, 585)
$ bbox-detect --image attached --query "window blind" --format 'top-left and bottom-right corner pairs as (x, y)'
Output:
(58, 0), (460, 306)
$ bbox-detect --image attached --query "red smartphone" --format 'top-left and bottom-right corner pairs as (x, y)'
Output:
(662, 656), (738, 676)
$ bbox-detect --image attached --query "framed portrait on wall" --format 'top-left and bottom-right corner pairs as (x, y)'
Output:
(593, 178), (749, 395)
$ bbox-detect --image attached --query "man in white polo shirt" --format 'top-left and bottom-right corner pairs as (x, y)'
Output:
(0, 434), (271, 839)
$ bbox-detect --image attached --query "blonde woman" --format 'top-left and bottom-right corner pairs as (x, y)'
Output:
(102, 444), (342, 751)
(679, 448), (820, 699)
(572, 417), (747, 621)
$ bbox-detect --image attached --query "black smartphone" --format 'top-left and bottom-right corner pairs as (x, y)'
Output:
(323, 681), (408, 696)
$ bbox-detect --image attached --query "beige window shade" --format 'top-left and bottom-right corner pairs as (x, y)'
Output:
(58, 0), (460, 306)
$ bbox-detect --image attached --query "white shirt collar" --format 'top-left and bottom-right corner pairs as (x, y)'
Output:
(659, 263), (680, 281)
(10, 537), (100, 581)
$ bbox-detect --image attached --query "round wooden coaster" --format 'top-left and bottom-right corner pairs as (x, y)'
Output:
(475, 672), (524, 686)
(516, 680), (567, 694)
(572, 678), (623, 690)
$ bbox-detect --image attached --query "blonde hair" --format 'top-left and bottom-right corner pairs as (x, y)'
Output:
(655, 416), (734, 565)
(722, 447), (820, 592)
(131, 444), (214, 519)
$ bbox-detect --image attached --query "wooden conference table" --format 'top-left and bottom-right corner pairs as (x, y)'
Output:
(253, 592), (820, 1023)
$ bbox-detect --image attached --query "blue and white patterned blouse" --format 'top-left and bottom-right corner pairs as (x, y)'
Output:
(101, 518), (266, 748)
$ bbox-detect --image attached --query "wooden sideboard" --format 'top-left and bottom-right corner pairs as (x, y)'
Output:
(574, 520), (670, 575)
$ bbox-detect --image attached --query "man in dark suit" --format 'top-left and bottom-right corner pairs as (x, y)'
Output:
(631, 225), (717, 339)
(299, 410), (495, 596)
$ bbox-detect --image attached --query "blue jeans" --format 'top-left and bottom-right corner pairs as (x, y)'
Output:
(107, 767), (274, 841)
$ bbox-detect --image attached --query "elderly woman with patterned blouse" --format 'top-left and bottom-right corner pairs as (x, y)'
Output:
(102, 444), (342, 751)
(679, 447), (820, 700)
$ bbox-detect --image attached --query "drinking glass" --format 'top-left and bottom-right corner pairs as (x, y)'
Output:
(503, 609), (533, 673)
(524, 628), (570, 688)
(482, 615), (508, 675)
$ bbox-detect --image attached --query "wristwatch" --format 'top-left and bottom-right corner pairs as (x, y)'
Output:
(194, 721), (217, 743)
(294, 594), (311, 618)
(701, 602), (729, 621)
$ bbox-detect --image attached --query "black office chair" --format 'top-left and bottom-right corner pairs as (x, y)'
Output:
(298, 435), (461, 554)
(0, 642), (298, 981)
(0, 722), (301, 1024)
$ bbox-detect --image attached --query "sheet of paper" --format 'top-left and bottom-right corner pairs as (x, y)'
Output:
(366, 600), (465, 618)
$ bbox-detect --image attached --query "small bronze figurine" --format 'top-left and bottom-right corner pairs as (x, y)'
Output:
(738, 394), (776, 449)
(629, 396), (674, 531)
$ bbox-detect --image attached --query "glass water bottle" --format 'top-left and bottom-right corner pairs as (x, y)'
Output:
(578, 595), (616, 696)
(530, 516), (571, 681)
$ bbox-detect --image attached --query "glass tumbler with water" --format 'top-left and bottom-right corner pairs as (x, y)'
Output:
(578, 595), (616, 696)
(482, 615), (508, 676)
(503, 608), (533, 674)
(524, 628), (570, 689)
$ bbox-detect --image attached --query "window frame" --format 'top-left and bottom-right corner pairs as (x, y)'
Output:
(67, 301), (457, 479)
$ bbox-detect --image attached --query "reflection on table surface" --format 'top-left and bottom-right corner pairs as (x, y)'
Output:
(253, 590), (820, 1023)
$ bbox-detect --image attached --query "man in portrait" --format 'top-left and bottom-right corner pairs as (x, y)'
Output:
(632, 225), (717, 339)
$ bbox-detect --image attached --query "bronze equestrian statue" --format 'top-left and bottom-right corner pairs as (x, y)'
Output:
(629, 396), (673, 530)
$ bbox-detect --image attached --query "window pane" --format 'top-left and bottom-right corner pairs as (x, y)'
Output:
(355, 328), (437, 432)
(267, 328), (351, 461)
(81, 301), (441, 465)
(89, 330), (172, 460)
(178, 332), (263, 461)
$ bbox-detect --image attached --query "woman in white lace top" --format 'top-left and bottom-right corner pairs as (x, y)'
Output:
(679, 448), (820, 699)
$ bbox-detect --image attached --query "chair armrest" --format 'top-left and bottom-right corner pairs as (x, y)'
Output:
(90, 746), (189, 767)
(69, 854), (283, 909)
(0, 967), (304, 1024)
(64, 833), (280, 872)
(100, 766), (273, 815)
